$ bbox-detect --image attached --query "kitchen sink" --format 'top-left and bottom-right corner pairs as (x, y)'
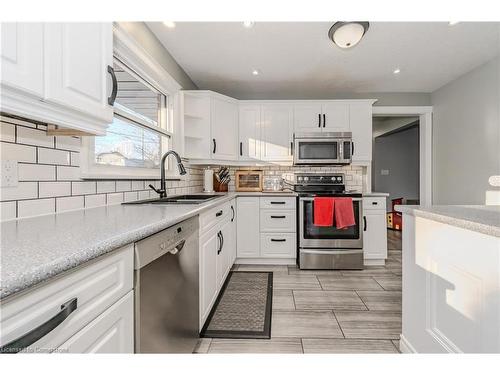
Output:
(123, 194), (221, 205)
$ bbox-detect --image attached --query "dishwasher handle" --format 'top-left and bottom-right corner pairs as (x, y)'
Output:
(166, 239), (186, 255)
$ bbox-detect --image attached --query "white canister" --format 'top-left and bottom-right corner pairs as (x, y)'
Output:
(203, 168), (214, 193)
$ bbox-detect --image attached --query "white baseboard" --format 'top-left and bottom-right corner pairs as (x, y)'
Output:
(235, 258), (296, 265)
(364, 259), (386, 266)
(399, 334), (417, 353)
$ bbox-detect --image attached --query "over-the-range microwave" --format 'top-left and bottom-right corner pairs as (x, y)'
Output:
(293, 132), (353, 165)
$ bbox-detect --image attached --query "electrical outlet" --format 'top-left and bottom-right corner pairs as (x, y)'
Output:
(1, 160), (19, 187)
(381, 169), (389, 176)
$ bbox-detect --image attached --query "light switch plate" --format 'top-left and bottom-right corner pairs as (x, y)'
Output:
(381, 169), (389, 176)
(1, 160), (19, 187)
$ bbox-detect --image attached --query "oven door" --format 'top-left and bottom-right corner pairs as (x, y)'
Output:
(293, 138), (340, 165)
(299, 197), (363, 249)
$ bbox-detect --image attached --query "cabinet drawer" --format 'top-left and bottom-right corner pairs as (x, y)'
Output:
(0, 245), (133, 353)
(260, 233), (296, 258)
(260, 209), (296, 232)
(57, 291), (134, 353)
(363, 197), (386, 211)
(199, 200), (233, 234)
(260, 196), (296, 210)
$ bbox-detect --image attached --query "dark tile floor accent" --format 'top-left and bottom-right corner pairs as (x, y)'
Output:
(194, 229), (402, 353)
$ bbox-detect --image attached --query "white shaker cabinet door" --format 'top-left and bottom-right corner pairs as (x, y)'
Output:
(260, 103), (293, 162)
(44, 23), (113, 123)
(217, 218), (232, 289)
(0, 23), (44, 97)
(363, 212), (388, 260)
(236, 197), (260, 258)
(322, 102), (350, 132)
(350, 102), (373, 162)
(238, 104), (261, 161)
(211, 96), (238, 160)
(199, 228), (218, 327)
(293, 102), (323, 133)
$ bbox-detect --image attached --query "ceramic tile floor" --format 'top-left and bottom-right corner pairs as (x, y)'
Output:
(194, 230), (402, 354)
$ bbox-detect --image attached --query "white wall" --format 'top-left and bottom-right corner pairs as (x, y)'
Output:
(373, 126), (420, 208)
(431, 56), (500, 205)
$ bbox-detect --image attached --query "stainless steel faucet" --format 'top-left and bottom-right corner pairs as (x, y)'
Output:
(149, 151), (187, 198)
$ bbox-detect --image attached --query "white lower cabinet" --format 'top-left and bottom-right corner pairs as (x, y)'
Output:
(237, 196), (296, 261)
(198, 198), (236, 329)
(236, 197), (261, 258)
(362, 197), (388, 263)
(57, 291), (134, 353)
(0, 245), (134, 353)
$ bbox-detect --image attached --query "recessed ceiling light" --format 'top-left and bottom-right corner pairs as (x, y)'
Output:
(449, 21), (460, 26)
(163, 21), (176, 28)
(328, 21), (369, 49)
(252, 69), (260, 76)
(243, 21), (255, 28)
(393, 68), (401, 74)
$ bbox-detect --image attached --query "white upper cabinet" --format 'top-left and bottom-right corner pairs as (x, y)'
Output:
(211, 96), (238, 160)
(293, 102), (323, 133)
(260, 103), (293, 162)
(321, 102), (350, 132)
(293, 102), (350, 133)
(0, 22), (113, 135)
(349, 102), (373, 162)
(238, 104), (261, 161)
(0, 23), (44, 97)
(44, 23), (113, 124)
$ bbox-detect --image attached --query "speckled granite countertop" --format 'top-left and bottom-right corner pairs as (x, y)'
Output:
(395, 205), (500, 238)
(1, 192), (298, 300)
(363, 192), (389, 197)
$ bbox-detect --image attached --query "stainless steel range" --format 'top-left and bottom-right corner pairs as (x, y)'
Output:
(286, 173), (364, 270)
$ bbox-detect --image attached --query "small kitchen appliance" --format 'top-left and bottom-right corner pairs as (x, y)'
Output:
(235, 170), (263, 192)
(293, 132), (353, 165)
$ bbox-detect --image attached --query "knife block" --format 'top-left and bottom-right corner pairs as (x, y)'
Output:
(213, 176), (228, 192)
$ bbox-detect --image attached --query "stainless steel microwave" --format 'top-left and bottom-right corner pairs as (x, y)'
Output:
(293, 132), (353, 165)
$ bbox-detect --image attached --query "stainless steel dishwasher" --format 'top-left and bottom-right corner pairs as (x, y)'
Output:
(134, 216), (199, 353)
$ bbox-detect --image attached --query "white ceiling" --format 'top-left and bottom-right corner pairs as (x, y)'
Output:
(147, 22), (500, 99)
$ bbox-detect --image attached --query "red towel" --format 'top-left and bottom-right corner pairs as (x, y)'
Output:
(334, 197), (356, 229)
(313, 197), (335, 226)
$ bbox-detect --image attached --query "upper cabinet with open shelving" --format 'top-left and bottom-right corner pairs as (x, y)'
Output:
(1, 23), (114, 135)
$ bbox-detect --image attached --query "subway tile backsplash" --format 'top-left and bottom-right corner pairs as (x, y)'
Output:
(0, 115), (203, 221)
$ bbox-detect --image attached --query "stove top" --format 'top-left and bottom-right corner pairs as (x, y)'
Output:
(285, 172), (362, 197)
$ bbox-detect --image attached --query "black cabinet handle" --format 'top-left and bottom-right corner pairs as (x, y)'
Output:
(216, 210), (223, 217)
(323, 114), (326, 128)
(351, 142), (355, 156)
(290, 141), (293, 156)
(218, 231), (224, 254)
(212, 139), (217, 154)
(217, 231), (222, 254)
(0, 298), (78, 354)
(231, 205), (235, 222)
(318, 114), (321, 127)
(271, 238), (286, 242)
(239, 142), (243, 156)
(270, 201), (286, 205)
(372, 202), (378, 205)
(270, 215), (286, 219)
(363, 216), (367, 231)
(107, 65), (117, 106)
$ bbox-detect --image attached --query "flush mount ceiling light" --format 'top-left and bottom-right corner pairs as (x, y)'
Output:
(393, 68), (401, 74)
(252, 69), (260, 76)
(449, 21), (460, 26)
(163, 21), (176, 28)
(328, 21), (369, 49)
(243, 21), (255, 28)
